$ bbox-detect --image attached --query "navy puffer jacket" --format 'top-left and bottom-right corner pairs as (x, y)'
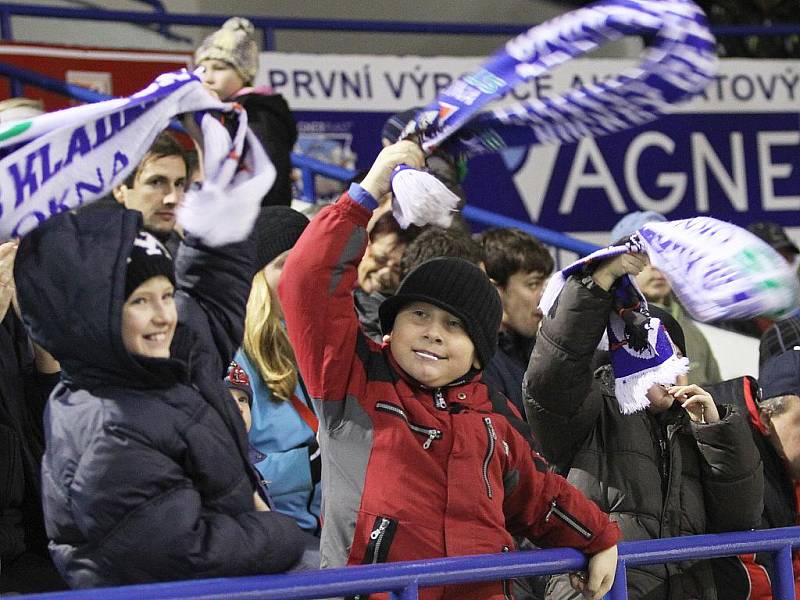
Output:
(14, 207), (305, 588)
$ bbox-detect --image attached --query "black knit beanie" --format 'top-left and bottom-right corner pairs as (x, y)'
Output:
(124, 231), (176, 299)
(253, 206), (310, 270)
(379, 257), (503, 368)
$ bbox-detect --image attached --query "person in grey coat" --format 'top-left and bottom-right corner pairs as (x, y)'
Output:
(524, 251), (764, 600)
(13, 206), (307, 588)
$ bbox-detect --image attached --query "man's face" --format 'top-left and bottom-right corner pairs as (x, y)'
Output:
(764, 395), (800, 479)
(635, 262), (672, 304)
(497, 270), (547, 338)
(358, 232), (405, 295)
(387, 301), (479, 388)
(645, 345), (689, 413)
(115, 154), (186, 238)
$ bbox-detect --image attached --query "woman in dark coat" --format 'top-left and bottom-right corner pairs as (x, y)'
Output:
(13, 206), (306, 588)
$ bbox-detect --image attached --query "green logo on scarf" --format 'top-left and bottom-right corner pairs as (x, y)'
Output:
(0, 120), (32, 142)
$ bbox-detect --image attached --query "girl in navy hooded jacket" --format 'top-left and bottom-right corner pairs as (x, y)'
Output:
(13, 205), (306, 588)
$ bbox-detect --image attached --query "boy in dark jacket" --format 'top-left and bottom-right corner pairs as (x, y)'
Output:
(524, 251), (764, 600)
(478, 227), (554, 419)
(279, 141), (621, 600)
(13, 206), (307, 588)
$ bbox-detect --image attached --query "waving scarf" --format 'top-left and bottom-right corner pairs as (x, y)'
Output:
(389, 0), (717, 228)
(0, 69), (273, 246)
(637, 217), (800, 322)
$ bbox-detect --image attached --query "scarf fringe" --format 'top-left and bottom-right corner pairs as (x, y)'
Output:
(615, 354), (690, 415)
(390, 166), (460, 229)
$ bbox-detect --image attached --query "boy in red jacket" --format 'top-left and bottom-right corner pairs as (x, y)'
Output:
(279, 141), (620, 600)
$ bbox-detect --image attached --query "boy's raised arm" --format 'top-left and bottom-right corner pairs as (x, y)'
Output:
(279, 141), (424, 402)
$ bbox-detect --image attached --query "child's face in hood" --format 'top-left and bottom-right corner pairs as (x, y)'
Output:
(200, 59), (245, 101)
(121, 275), (177, 359)
(385, 301), (479, 388)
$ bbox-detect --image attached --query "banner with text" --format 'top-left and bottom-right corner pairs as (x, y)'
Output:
(257, 53), (800, 236)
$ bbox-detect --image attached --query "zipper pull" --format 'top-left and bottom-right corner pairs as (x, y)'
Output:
(423, 430), (437, 450)
(545, 499), (557, 523)
(370, 518), (389, 540)
(484, 416), (497, 439)
(434, 389), (446, 409)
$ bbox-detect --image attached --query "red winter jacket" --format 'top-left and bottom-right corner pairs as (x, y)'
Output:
(279, 191), (620, 600)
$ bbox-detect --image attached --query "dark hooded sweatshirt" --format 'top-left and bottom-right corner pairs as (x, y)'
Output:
(14, 207), (305, 588)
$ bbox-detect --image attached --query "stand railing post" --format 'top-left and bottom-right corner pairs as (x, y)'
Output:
(606, 559), (629, 600)
(0, 9), (23, 97)
(772, 544), (796, 600)
(391, 580), (419, 600)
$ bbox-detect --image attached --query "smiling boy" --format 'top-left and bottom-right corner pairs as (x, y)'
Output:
(279, 141), (621, 600)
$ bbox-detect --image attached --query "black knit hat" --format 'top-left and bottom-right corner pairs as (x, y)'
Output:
(253, 206), (309, 270)
(379, 257), (503, 368)
(124, 231), (176, 299)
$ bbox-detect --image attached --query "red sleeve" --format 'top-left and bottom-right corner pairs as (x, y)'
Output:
(503, 429), (620, 555)
(278, 193), (372, 402)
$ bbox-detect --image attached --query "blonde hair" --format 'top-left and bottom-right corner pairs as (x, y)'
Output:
(242, 270), (297, 402)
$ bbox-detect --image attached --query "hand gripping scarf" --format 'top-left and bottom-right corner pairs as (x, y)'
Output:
(0, 69), (273, 247)
(389, 0), (717, 229)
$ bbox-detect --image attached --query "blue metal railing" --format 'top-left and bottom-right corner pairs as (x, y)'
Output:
(1, 3), (798, 46)
(15, 526), (800, 600)
(1, 3), (798, 95)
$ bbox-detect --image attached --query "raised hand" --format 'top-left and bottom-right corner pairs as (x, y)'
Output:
(359, 140), (425, 202)
(591, 252), (648, 291)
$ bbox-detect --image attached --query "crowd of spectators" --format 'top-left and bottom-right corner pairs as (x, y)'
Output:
(1, 12), (800, 600)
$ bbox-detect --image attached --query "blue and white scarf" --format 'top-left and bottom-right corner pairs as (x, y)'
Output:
(0, 69), (273, 246)
(390, 0), (717, 228)
(637, 217), (799, 322)
(539, 238), (689, 414)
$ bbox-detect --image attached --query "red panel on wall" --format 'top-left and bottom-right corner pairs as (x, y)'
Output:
(0, 41), (193, 109)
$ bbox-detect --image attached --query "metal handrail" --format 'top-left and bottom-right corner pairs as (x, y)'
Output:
(14, 526), (800, 600)
(0, 3), (798, 43)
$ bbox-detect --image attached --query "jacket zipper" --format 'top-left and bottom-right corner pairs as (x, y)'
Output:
(361, 515), (398, 564)
(501, 545), (511, 600)
(545, 500), (594, 540)
(482, 417), (496, 499)
(375, 402), (442, 450)
(658, 423), (679, 535)
(433, 388), (447, 410)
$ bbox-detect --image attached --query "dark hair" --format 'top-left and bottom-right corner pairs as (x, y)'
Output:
(368, 211), (421, 245)
(477, 227), (554, 286)
(124, 131), (189, 188)
(400, 226), (485, 279)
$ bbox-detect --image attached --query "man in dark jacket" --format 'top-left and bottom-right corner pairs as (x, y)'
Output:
(705, 349), (800, 599)
(524, 251), (764, 600)
(13, 207), (307, 588)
